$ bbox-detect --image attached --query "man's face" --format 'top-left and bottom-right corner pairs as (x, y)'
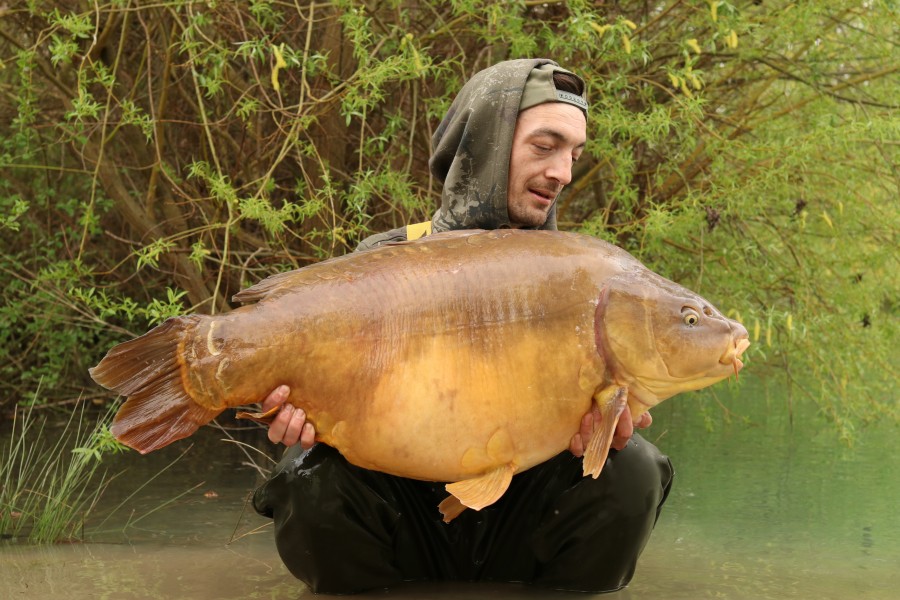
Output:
(507, 102), (587, 228)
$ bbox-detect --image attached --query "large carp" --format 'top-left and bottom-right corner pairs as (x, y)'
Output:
(91, 229), (749, 521)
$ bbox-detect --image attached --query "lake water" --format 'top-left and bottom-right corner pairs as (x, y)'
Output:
(2, 381), (897, 599)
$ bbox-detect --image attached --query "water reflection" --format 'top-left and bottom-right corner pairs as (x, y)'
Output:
(2, 383), (897, 599)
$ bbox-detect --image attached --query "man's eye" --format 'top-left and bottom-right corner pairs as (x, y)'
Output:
(533, 145), (551, 152)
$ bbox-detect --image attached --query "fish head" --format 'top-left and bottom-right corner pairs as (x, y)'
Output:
(596, 272), (750, 407)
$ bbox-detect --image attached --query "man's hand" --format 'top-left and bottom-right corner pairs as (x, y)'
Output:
(569, 405), (652, 457)
(262, 385), (316, 448)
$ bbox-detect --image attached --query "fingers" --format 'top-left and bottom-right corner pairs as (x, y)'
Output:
(267, 403), (299, 446)
(572, 402), (653, 457)
(262, 386), (317, 449)
(569, 433), (584, 457)
(636, 411), (652, 429)
(261, 385), (290, 412)
(569, 409), (595, 457)
(611, 408), (634, 451)
(299, 420), (316, 449)
(580, 410), (594, 443)
(610, 410), (651, 450)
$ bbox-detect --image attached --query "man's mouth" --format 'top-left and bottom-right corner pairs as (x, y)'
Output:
(529, 187), (558, 204)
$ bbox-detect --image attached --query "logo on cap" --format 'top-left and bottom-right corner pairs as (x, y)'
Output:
(556, 90), (589, 111)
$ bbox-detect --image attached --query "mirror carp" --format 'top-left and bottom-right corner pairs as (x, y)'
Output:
(91, 229), (750, 521)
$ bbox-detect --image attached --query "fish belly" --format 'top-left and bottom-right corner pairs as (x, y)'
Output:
(310, 326), (600, 482)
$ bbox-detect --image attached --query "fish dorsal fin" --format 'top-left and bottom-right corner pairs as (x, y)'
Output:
(232, 251), (362, 304)
(582, 385), (628, 478)
(234, 230), (491, 304)
(232, 269), (310, 304)
(441, 463), (516, 522)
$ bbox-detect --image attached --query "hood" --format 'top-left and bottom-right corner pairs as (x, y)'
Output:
(429, 58), (562, 233)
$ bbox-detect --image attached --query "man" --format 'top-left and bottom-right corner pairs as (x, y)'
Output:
(253, 58), (673, 594)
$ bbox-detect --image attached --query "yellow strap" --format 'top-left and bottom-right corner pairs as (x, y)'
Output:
(406, 220), (432, 241)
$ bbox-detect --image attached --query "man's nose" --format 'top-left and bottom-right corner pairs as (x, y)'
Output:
(546, 154), (573, 186)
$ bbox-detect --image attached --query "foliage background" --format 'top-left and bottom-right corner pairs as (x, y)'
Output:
(1, 0), (897, 439)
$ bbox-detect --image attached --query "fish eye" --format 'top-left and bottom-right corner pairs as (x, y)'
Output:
(682, 310), (700, 326)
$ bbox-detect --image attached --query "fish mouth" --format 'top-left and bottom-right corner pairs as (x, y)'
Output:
(720, 337), (751, 378)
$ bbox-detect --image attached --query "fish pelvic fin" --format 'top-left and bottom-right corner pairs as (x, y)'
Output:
(90, 316), (222, 454)
(440, 463), (516, 523)
(582, 385), (628, 479)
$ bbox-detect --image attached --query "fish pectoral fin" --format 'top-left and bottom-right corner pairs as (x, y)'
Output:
(441, 464), (516, 522)
(582, 386), (628, 479)
(234, 405), (281, 425)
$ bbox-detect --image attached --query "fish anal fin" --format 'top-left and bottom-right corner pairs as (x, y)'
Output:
(582, 386), (628, 479)
(443, 463), (515, 521)
(437, 495), (467, 523)
(235, 405), (281, 425)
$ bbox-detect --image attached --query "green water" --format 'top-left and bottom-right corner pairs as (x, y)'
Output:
(635, 384), (899, 599)
(1, 382), (897, 599)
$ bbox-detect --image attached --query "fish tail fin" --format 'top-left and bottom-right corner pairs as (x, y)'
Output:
(90, 316), (222, 454)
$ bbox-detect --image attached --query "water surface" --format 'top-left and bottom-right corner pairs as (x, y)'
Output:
(2, 383), (897, 599)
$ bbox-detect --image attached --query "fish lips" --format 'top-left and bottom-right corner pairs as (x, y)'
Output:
(721, 336), (751, 378)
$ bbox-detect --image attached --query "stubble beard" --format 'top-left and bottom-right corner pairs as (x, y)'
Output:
(509, 186), (560, 228)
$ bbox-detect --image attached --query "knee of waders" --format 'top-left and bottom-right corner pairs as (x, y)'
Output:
(577, 433), (674, 516)
(529, 436), (673, 593)
(256, 445), (404, 593)
(252, 443), (340, 519)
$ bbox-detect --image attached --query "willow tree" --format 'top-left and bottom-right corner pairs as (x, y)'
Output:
(0, 0), (896, 436)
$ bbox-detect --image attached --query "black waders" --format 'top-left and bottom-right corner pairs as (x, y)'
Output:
(253, 435), (673, 594)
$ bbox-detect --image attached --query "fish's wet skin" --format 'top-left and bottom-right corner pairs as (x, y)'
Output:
(91, 229), (749, 519)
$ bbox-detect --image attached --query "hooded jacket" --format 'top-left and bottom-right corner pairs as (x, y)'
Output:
(356, 58), (571, 251)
